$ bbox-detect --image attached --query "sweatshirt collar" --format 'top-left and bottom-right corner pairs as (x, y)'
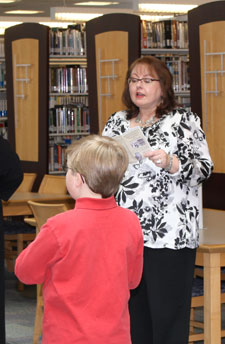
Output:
(75, 196), (117, 210)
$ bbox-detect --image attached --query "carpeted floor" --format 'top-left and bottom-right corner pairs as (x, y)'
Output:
(5, 269), (39, 344)
(4, 268), (225, 344)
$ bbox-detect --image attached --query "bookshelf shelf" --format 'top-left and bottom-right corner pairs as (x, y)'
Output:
(49, 56), (87, 67)
(142, 48), (189, 55)
(49, 132), (89, 137)
(49, 92), (88, 96)
(175, 91), (190, 96)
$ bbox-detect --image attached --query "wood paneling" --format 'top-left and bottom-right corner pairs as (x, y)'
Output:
(5, 23), (49, 190)
(200, 22), (225, 173)
(95, 31), (128, 132)
(188, 1), (225, 209)
(12, 38), (39, 161)
(86, 13), (140, 134)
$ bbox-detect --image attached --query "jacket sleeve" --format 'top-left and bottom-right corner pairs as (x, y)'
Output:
(15, 221), (62, 285)
(0, 136), (23, 201)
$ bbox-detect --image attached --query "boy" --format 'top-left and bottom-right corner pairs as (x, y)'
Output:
(15, 135), (143, 344)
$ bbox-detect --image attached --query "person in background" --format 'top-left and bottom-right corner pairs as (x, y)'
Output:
(102, 56), (213, 344)
(0, 136), (23, 344)
(15, 135), (144, 344)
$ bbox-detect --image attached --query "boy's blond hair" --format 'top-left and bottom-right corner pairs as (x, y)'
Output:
(66, 135), (128, 198)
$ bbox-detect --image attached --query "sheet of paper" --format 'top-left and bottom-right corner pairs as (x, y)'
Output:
(113, 126), (151, 163)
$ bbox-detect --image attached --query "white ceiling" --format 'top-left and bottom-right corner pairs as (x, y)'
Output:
(0, 0), (219, 20)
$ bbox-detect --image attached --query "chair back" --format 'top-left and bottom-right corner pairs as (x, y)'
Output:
(16, 173), (37, 192)
(28, 201), (67, 232)
(38, 175), (67, 194)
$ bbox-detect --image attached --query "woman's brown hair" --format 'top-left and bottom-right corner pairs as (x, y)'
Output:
(122, 56), (177, 119)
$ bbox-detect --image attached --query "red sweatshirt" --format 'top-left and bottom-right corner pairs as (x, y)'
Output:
(15, 196), (143, 344)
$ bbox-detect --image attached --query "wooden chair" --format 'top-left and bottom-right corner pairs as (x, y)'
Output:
(16, 173), (37, 192)
(4, 173), (37, 272)
(4, 173), (37, 276)
(27, 200), (67, 344)
(189, 277), (225, 343)
(24, 174), (67, 227)
(38, 174), (67, 194)
(4, 224), (36, 272)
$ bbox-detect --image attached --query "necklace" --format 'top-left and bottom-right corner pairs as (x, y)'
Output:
(135, 113), (156, 127)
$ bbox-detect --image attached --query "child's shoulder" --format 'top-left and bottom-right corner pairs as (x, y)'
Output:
(117, 205), (140, 221)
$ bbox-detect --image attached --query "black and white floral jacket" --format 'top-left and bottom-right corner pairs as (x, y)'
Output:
(102, 108), (213, 250)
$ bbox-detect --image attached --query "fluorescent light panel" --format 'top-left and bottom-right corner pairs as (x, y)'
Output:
(140, 14), (173, 21)
(75, 1), (119, 5)
(0, 0), (16, 3)
(139, 3), (198, 13)
(55, 12), (103, 21)
(5, 10), (44, 14)
(51, 7), (134, 21)
(0, 21), (21, 34)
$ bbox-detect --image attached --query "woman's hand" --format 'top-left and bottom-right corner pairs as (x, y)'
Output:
(144, 149), (179, 173)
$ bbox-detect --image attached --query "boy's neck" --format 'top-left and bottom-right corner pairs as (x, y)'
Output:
(78, 184), (102, 199)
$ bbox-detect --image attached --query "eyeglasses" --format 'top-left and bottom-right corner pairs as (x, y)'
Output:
(128, 77), (160, 85)
(65, 166), (85, 184)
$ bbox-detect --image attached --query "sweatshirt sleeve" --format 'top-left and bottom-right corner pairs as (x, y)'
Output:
(15, 221), (62, 285)
(0, 136), (23, 201)
(128, 215), (144, 290)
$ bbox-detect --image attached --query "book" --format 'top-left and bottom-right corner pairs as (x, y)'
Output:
(113, 126), (151, 163)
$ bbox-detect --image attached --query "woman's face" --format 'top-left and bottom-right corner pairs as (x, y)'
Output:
(129, 63), (162, 112)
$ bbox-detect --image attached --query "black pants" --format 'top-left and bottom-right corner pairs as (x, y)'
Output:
(129, 246), (196, 344)
(0, 226), (5, 344)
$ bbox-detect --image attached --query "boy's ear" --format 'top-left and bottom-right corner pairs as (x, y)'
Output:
(74, 172), (84, 187)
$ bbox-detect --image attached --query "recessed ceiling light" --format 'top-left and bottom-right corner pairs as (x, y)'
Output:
(75, 1), (119, 6)
(4, 10), (44, 15)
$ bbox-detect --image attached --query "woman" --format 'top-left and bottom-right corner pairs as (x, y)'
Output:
(0, 136), (23, 344)
(102, 56), (213, 344)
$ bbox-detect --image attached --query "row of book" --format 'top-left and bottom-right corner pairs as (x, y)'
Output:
(0, 118), (7, 139)
(49, 136), (86, 172)
(49, 66), (88, 94)
(49, 94), (88, 109)
(157, 55), (190, 92)
(0, 39), (4, 58)
(141, 20), (188, 49)
(49, 104), (90, 135)
(0, 91), (7, 116)
(49, 142), (67, 172)
(49, 25), (86, 56)
(0, 62), (6, 88)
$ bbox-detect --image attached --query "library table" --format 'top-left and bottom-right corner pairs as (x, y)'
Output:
(196, 208), (225, 344)
(2, 192), (74, 217)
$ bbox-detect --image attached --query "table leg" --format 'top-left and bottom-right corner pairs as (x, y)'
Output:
(204, 252), (221, 344)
